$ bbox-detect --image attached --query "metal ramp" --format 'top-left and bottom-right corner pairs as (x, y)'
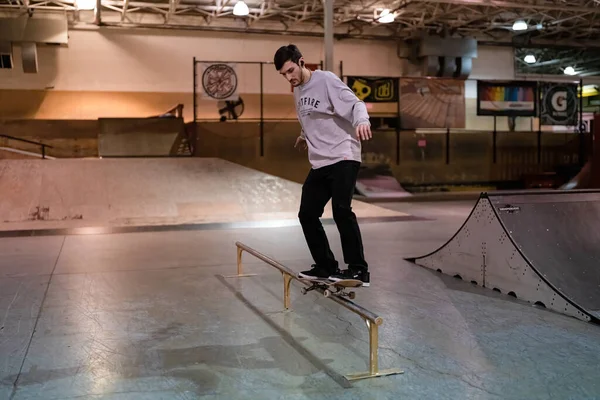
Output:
(406, 190), (600, 323)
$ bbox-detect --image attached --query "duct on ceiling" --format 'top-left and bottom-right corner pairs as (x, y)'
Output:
(0, 15), (67, 74)
(400, 36), (477, 79)
(0, 15), (68, 44)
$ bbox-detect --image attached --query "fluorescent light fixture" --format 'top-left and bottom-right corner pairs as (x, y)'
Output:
(77, 0), (96, 10)
(512, 20), (528, 31)
(378, 9), (395, 23)
(564, 66), (576, 75)
(524, 54), (536, 63)
(581, 85), (599, 97)
(233, 1), (249, 16)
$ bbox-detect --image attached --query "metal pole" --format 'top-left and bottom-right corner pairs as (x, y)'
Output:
(537, 82), (542, 165)
(193, 57), (197, 122)
(579, 78), (584, 131)
(260, 62), (264, 157)
(446, 128), (450, 164)
(396, 78), (401, 165)
(537, 130), (542, 164)
(94, 0), (101, 25)
(324, 0), (334, 72)
(579, 78), (585, 167)
(493, 116), (497, 164)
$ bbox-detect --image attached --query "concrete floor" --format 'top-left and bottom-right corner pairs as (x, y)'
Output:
(2, 199), (600, 399)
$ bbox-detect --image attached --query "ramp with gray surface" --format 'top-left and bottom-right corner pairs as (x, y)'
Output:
(0, 158), (409, 232)
(406, 190), (600, 323)
(354, 164), (412, 199)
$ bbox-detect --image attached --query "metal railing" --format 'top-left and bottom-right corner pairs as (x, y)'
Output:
(0, 134), (53, 159)
(227, 241), (404, 382)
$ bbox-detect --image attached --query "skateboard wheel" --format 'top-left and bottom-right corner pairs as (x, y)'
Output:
(324, 289), (331, 297)
(349, 292), (355, 300)
(301, 288), (307, 295)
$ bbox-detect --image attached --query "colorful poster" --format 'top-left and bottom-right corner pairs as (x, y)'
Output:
(346, 76), (399, 102)
(540, 83), (578, 126)
(399, 78), (465, 129)
(477, 80), (537, 116)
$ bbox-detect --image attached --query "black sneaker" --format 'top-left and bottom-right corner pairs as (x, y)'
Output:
(298, 264), (337, 280)
(329, 268), (370, 287)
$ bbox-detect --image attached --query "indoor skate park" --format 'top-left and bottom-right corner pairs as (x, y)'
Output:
(2, 1), (600, 399)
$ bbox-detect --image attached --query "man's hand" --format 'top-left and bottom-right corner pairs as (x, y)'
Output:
(356, 123), (372, 141)
(294, 135), (308, 150)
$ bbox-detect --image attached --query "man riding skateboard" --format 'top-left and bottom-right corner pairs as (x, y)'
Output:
(273, 44), (372, 287)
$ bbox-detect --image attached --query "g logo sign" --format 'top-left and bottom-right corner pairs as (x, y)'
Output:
(541, 83), (576, 125)
(551, 91), (567, 112)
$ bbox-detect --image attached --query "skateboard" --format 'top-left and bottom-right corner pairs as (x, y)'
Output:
(298, 276), (363, 299)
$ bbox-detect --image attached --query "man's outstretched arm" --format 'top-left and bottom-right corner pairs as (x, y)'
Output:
(324, 72), (372, 140)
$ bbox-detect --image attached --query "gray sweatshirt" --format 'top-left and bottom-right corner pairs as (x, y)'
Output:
(293, 70), (370, 169)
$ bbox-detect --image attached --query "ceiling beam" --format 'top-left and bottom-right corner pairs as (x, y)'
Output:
(1, 0), (599, 47)
(410, 0), (600, 14)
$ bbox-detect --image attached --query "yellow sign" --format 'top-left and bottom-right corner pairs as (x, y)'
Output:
(351, 79), (371, 101)
(375, 81), (394, 101)
(347, 76), (398, 103)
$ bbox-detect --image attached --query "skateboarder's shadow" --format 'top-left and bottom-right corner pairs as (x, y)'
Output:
(245, 273), (368, 354)
(216, 274), (352, 388)
(223, 271), (369, 367)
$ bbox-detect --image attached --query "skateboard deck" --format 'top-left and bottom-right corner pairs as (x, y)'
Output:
(298, 276), (363, 299)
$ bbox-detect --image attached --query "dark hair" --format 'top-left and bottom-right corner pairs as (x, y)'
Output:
(274, 44), (303, 70)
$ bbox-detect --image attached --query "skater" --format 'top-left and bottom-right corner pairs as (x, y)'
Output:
(273, 44), (372, 286)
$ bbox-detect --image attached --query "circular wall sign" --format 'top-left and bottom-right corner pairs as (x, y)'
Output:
(202, 64), (238, 100)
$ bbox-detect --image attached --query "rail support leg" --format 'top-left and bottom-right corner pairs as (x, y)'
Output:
(283, 272), (293, 310)
(344, 318), (404, 381)
(223, 247), (258, 278)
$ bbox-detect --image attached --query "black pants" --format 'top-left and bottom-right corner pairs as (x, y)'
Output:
(298, 160), (368, 273)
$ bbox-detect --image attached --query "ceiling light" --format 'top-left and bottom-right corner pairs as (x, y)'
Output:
(76, 0), (96, 10)
(378, 9), (395, 23)
(524, 54), (536, 64)
(233, 1), (249, 16)
(581, 85), (599, 97)
(564, 66), (576, 75)
(512, 20), (528, 31)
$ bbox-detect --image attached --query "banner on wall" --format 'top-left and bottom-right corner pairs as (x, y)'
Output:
(399, 78), (465, 129)
(540, 83), (578, 126)
(346, 76), (399, 102)
(477, 80), (537, 117)
(200, 62), (239, 101)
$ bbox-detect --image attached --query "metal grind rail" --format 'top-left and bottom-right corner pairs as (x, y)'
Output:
(0, 134), (53, 159)
(227, 241), (403, 381)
